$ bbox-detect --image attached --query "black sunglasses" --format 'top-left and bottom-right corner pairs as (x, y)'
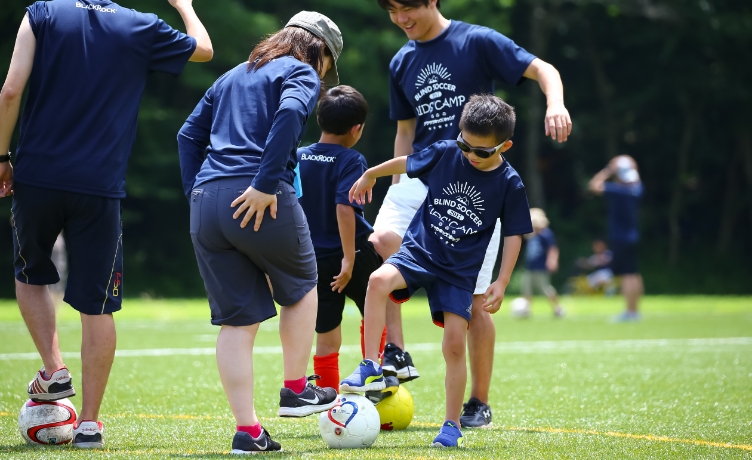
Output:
(456, 133), (505, 159)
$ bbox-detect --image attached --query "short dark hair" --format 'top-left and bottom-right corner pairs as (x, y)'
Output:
(376, 0), (440, 11)
(459, 94), (516, 143)
(316, 85), (369, 135)
(248, 27), (330, 77)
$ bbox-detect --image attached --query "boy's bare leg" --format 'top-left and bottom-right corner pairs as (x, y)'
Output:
(467, 294), (495, 403)
(442, 312), (468, 425)
(363, 264), (406, 361)
(369, 230), (405, 348)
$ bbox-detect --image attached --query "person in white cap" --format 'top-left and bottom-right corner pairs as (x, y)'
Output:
(588, 155), (644, 321)
(177, 11), (342, 453)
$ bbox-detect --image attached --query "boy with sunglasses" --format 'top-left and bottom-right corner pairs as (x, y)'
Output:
(340, 94), (532, 447)
(369, 0), (572, 428)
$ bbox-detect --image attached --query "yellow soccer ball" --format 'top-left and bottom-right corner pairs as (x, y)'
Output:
(375, 385), (414, 430)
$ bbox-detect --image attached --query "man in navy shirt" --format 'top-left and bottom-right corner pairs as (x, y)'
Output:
(341, 94), (533, 447)
(589, 155), (644, 321)
(369, 0), (572, 428)
(0, 0), (212, 448)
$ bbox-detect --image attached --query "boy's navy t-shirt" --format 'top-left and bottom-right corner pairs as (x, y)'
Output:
(297, 143), (373, 258)
(389, 21), (535, 151)
(604, 182), (643, 243)
(15, 0), (196, 198)
(401, 141), (533, 291)
(178, 57), (320, 197)
(525, 227), (556, 271)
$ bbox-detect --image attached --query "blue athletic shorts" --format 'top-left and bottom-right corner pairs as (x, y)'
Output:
(315, 239), (383, 333)
(189, 177), (317, 326)
(385, 249), (473, 327)
(11, 182), (123, 315)
(609, 240), (639, 275)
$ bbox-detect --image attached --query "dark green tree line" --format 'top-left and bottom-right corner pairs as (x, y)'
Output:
(1, 0), (750, 297)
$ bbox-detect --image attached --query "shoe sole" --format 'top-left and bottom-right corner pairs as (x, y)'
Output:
(382, 365), (420, 382)
(29, 388), (76, 402)
(431, 441), (460, 447)
(73, 441), (104, 448)
(460, 420), (493, 428)
(277, 400), (336, 417)
(230, 448), (283, 454)
(339, 381), (386, 393)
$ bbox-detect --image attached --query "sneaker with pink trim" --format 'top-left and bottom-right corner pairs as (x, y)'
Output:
(27, 367), (75, 401)
(73, 420), (104, 448)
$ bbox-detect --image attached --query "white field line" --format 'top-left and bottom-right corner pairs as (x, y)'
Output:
(0, 337), (750, 360)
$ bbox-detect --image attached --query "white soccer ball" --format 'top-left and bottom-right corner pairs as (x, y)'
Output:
(319, 394), (380, 448)
(18, 398), (78, 445)
(510, 297), (531, 318)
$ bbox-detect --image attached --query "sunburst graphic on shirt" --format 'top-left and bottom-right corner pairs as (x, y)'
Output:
(415, 62), (452, 88)
(442, 182), (485, 212)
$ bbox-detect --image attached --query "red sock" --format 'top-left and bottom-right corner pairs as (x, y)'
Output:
(313, 352), (339, 389)
(237, 423), (262, 438)
(360, 320), (388, 361)
(284, 377), (307, 394)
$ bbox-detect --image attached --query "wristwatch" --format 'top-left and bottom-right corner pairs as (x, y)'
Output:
(0, 152), (10, 163)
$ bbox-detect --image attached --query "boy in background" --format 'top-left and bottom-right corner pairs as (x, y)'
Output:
(521, 207), (564, 317)
(340, 94), (532, 447)
(297, 85), (391, 395)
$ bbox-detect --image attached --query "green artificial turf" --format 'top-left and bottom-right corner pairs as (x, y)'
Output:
(0, 295), (750, 459)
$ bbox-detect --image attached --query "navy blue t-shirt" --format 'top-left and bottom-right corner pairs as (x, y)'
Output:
(14, 0), (196, 198)
(604, 182), (643, 243)
(178, 57), (320, 197)
(524, 227), (557, 271)
(389, 21), (535, 151)
(401, 141), (533, 291)
(297, 143), (373, 258)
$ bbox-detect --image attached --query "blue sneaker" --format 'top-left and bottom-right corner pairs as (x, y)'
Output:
(339, 359), (385, 393)
(431, 420), (464, 447)
(613, 311), (641, 322)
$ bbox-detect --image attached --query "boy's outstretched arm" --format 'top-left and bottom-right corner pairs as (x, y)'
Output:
(481, 234), (523, 313)
(332, 204), (356, 293)
(349, 156), (408, 205)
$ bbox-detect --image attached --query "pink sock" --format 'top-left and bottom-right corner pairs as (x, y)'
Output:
(284, 377), (307, 394)
(237, 423), (262, 438)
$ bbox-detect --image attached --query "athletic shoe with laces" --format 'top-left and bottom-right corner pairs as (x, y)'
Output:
(278, 375), (337, 417)
(339, 359), (385, 393)
(27, 367), (75, 402)
(365, 375), (399, 404)
(460, 397), (493, 428)
(381, 343), (420, 382)
(73, 420), (104, 448)
(431, 420), (464, 447)
(230, 429), (281, 454)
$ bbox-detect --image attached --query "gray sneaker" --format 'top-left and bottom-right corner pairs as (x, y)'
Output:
(459, 397), (492, 428)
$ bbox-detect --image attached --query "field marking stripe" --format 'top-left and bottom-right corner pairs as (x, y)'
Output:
(1, 337), (750, 360)
(506, 426), (752, 451)
(1, 411), (749, 452)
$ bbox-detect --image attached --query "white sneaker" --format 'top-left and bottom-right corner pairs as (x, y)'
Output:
(27, 367), (75, 401)
(73, 420), (104, 448)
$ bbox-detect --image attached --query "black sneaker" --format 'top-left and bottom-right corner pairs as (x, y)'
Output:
(230, 429), (281, 454)
(278, 375), (337, 417)
(381, 343), (420, 382)
(365, 375), (400, 404)
(459, 397), (492, 428)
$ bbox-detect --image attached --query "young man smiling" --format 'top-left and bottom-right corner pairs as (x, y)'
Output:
(368, 0), (572, 428)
